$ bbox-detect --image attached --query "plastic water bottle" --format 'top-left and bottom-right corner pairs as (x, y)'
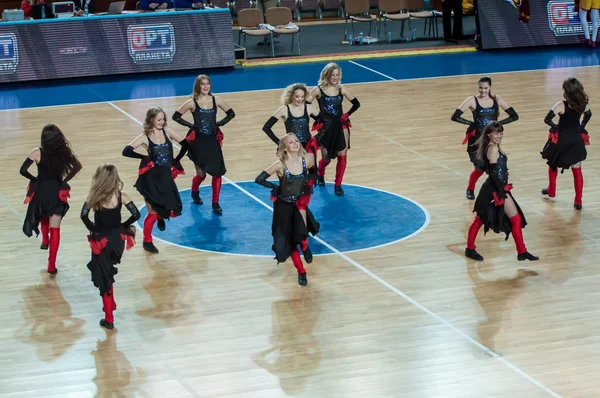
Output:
(411, 29), (417, 40)
(348, 33), (353, 45)
(41, 5), (46, 19)
(388, 31), (392, 43)
(359, 31), (364, 44)
(84, 2), (89, 16)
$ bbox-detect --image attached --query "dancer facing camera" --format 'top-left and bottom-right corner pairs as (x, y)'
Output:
(172, 74), (236, 214)
(122, 107), (187, 254)
(465, 122), (538, 262)
(255, 133), (320, 286)
(451, 76), (519, 200)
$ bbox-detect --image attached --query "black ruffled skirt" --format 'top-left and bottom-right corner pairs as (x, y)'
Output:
(473, 178), (526, 240)
(272, 199), (319, 263)
(541, 131), (587, 170)
(187, 130), (227, 177)
(315, 114), (349, 159)
(22, 179), (70, 238)
(87, 226), (135, 296)
(134, 165), (182, 219)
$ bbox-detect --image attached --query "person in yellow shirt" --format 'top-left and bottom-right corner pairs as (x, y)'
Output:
(579, 0), (599, 46)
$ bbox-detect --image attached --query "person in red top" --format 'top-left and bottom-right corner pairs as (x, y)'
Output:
(21, 0), (45, 18)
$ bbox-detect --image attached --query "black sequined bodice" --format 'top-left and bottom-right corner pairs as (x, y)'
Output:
(318, 88), (343, 117)
(94, 201), (122, 230)
(284, 105), (311, 144)
(191, 97), (218, 136)
(472, 96), (499, 132)
(148, 130), (173, 168)
(558, 101), (582, 135)
(278, 158), (308, 203)
(488, 151), (509, 185)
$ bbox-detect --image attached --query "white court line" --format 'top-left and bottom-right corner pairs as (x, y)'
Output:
(349, 60), (397, 80)
(107, 97), (562, 398)
(1, 63), (600, 112)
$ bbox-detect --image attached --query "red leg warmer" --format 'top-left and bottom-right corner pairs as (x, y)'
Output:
(317, 159), (331, 177)
(290, 250), (306, 274)
(510, 214), (527, 254)
(48, 227), (60, 273)
(467, 217), (483, 250)
(334, 156), (347, 187)
(143, 213), (159, 243)
(191, 175), (206, 192)
(212, 176), (222, 204)
(546, 167), (558, 197)
(40, 217), (49, 245)
(572, 167), (583, 206)
(467, 169), (484, 191)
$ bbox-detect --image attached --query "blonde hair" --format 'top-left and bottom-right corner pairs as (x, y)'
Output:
(87, 164), (123, 211)
(143, 107), (166, 136)
(318, 63), (342, 89)
(277, 133), (307, 163)
(193, 74), (213, 98)
(281, 83), (308, 106)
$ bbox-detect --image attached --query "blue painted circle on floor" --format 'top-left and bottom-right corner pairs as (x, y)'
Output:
(137, 181), (429, 256)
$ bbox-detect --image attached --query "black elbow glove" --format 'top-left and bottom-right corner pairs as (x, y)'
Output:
(174, 139), (189, 164)
(122, 201), (141, 227)
(172, 111), (194, 129)
(255, 171), (279, 190)
(262, 117), (280, 145)
(20, 158), (37, 181)
(451, 109), (474, 127)
(499, 107), (519, 125)
(122, 145), (146, 160)
(217, 109), (235, 127)
(80, 202), (99, 233)
(544, 110), (559, 132)
(582, 109), (592, 129)
(346, 98), (360, 116)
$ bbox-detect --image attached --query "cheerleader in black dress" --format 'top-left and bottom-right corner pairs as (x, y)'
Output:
(541, 77), (591, 210)
(172, 74), (235, 215)
(262, 83), (320, 261)
(20, 124), (82, 274)
(465, 122), (538, 262)
(255, 133), (320, 286)
(80, 164), (140, 330)
(451, 77), (519, 200)
(309, 63), (360, 196)
(122, 107), (188, 254)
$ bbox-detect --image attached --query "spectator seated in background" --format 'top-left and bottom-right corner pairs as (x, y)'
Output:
(139, 0), (172, 10)
(73, 0), (96, 14)
(21, 0), (45, 18)
(173, 0), (203, 8)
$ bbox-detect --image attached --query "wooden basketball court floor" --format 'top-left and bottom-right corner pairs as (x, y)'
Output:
(1, 66), (600, 398)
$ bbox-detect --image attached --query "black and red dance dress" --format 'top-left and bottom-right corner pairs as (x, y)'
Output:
(122, 129), (183, 253)
(262, 104), (320, 209)
(81, 197), (139, 330)
(172, 97), (235, 214)
(466, 146), (538, 261)
(313, 87), (360, 195)
(451, 97), (518, 199)
(541, 101), (590, 209)
(255, 158), (320, 286)
(21, 148), (79, 274)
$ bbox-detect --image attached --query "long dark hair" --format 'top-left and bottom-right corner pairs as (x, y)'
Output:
(39, 124), (81, 179)
(475, 121), (504, 161)
(563, 77), (588, 114)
